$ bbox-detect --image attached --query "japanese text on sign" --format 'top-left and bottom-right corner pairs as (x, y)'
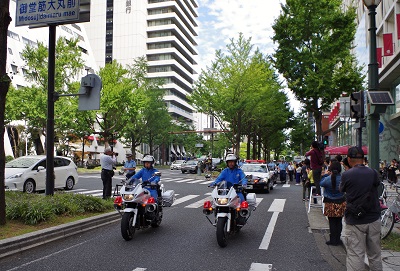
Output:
(16, 0), (80, 27)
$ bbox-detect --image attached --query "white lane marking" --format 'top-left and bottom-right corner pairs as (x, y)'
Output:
(4, 240), (90, 271)
(256, 197), (263, 207)
(175, 179), (194, 183)
(282, 184), (290, 187)
(187, 179), (206, 184)
(64, 188), (87, 193)
(259, 199), (286, 250)
(249, 263), (272, 271)
(172, 195), (199, 206)
(273, 184), (277, 188)
(78, 175), (99, 178)
(204, 192), (212, 195)
(132, 268), (147, 271)
(185, 196), (212, 208)
(200, 180), (213, 185)
(268, 199), (285, 212)
(76, 190), (103, 195)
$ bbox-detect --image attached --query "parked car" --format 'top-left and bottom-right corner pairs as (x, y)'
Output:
(181, 160), (201, 174)
(5, 155), (79, 193)
(170, 160), (185, 170)
(241, 163), (274, 193)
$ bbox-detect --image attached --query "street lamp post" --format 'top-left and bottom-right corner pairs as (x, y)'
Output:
(363, 0), (381, 171)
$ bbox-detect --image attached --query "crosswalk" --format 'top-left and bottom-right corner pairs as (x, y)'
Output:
(78, 174), (291, 187)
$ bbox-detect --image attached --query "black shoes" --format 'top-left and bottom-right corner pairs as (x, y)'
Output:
(326, 240), (343, 246)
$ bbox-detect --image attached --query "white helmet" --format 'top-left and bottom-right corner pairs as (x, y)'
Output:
(225, 154), (238, 163)
(142, 155), (155, 164)
(125, 150), (132, 157)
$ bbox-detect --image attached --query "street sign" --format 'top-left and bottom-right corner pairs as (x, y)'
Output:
(15, 0), (90, 27)
(195, 144), (203, 148)
(78, 74), (102, 110)
(379, 121), (384, 134)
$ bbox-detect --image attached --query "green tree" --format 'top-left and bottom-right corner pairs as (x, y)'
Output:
(191, 33), (290, 155)
(289, 113), (314, 155)
(0, 0), (11, 225)
(5, 37), (85, 154)
(272, 0), (364, 138)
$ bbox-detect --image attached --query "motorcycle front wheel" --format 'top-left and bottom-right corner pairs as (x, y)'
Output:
(121, 212), (136, 241)
(381, 208), (394, 240)
(216, 217), (228, 248)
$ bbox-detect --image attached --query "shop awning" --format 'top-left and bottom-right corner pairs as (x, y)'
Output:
(324, 145), (368, 155)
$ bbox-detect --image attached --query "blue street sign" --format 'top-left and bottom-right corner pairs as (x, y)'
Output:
(379, 121), (384, 134)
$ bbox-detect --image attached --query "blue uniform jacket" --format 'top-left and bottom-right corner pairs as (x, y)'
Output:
(213, 167), (247, 187)
(320, 175), (344, 200)
(132, 167), (160, 184)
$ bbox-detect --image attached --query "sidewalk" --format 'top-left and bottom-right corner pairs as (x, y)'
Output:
(307, 203), (400, 271)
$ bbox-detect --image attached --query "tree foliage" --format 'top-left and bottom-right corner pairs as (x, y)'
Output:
(190, 33), (292, 159)
(289, 113), (314, 155)
(272, 0), (364, 138)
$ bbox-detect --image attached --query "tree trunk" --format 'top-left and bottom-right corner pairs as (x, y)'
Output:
(0, 0), (12, 225)
(246, 135), (251, 160)
(252, 133), (257, 160)
(313, 110), (323, 141)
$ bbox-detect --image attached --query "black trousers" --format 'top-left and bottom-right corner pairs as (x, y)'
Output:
(328, 217), (343, 244)
(101, 170), (113, 199)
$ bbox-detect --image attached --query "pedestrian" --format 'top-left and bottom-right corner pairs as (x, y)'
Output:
(339, 146), (382, 271)
(301, 158), (311, 201)
(342, 157), (351, 171)
(123, 150), (136, 179)
(287, 162), (294, 182)
(305, 141), (324, 195)
(100, 147), (117, 199)
(320, 161), (346, 246)
(295, 162), (302, 185)
(387, 159), (399, 185)
(278, 160), (287, 183)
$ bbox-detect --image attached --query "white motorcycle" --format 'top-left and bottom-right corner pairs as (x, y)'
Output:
(114, 172), (175, 241)
(203, 176), (256, 247)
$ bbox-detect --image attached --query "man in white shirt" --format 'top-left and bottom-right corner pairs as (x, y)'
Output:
(100, 147), (117, 199)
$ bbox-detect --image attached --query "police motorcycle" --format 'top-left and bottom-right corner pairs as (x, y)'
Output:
(113, 172), (175, 241)
(203, 175), (257, 247)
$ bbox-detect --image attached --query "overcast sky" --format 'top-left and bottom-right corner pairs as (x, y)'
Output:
(195, 0), (301, 112)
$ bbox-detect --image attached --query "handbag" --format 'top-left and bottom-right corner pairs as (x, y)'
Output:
(395, 169), (400, 176)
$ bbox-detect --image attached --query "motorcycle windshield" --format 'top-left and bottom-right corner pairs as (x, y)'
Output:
(217, 181), (230, 196)
(130, 178), (141, 188)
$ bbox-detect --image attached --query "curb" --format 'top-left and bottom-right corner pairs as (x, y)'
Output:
(0, 212), (120, 259)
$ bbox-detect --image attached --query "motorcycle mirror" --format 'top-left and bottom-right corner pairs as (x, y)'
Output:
(246, 175), (253, 180)
(153, 172), (162, 177)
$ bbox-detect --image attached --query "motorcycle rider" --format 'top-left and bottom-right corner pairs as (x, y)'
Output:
(129, 155), (160, 200)
(211, 154), (247, 202)
(123, 150), (136, 179)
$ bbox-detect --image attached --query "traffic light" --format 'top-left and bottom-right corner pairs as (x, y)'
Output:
(323, 136), (329, 146)
(350, 91), (364, 120)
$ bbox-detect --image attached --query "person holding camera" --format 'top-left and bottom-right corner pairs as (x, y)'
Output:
(100, 147), (117, 199)
(305, 141), (324, 195)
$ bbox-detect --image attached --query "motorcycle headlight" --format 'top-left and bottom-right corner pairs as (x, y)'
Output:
(122, 194), (134, 201)
(217, 198), (228, 205)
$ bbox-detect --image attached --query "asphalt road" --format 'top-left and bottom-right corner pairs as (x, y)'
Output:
(0, 169), (333, 271)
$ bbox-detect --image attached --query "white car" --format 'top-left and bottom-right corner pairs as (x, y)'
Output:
(5, 155), (79, 193)
(170, 160), (185, 170)
(240, 163), (274, 193)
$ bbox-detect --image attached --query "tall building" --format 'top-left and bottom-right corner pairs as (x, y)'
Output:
(84, 0), (199, 123)
(325, 1), (400, 162)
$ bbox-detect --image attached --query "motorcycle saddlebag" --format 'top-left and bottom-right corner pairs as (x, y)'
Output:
(162, 190), (175, 207)
(246, 193), (257, 208)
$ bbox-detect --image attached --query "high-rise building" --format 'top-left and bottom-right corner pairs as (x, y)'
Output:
(84, 0), (199, 123)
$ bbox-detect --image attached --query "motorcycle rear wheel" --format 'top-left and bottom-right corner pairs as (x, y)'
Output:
(216, 217), (228, 248)
(381, 208), (394, 240)
(151, 209), (163, 227)
(121, 212), (136, 241)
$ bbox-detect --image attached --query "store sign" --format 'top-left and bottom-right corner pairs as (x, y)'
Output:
(15, 0), (80, 27)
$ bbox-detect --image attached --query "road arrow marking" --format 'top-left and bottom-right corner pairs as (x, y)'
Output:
(259, 199), (286, 250)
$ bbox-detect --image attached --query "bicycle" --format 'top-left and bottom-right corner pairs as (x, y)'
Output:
(380, 183), (400, 239)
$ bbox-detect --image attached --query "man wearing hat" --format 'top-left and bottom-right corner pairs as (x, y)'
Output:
(100, 147), (117, 199)
(340, 146), (382, 270)
(123, 150), (136, 179)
